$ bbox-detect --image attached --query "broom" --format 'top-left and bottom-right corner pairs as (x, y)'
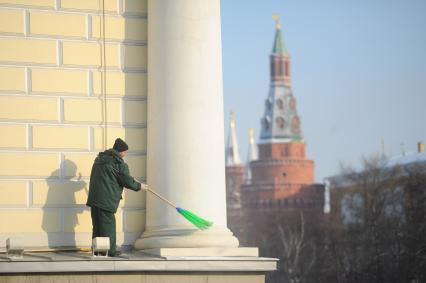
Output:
(144, 186), (213, 230)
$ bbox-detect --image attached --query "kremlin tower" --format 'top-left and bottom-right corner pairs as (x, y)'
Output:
(226, 16), (323, 211)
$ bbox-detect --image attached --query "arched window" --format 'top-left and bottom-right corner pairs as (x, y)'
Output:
(276, 99), (283, 109)
(276, 117), (285, 129)
(284, 61), (289, 76)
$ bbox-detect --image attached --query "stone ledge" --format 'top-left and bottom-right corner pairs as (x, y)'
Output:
(0, 251), (277, 273)
(142, 247), (259, 257)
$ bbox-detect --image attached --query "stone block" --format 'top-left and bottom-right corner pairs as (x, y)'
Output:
(64, 210), (122, 232)
(0, 124), (26, 148)
(32, 125), (88, 149)
(63, 153), (97, 177)
(208, 274), (265, 283)
(62, 42), (119, 67)
(93, 71), (146, 97)
(64, 209), (90, 233)
(93, 127), (124, 150)
(0, 180), (27, 206)
(60, 0), (117, 13)
(123, 0), (147, 15)
(145, 274), (207, 283)
(63, 98), (120, 123)
(123, 45), (147, 69)
(0, 96), (58, 121)
(29, 11), (86, 38)
(0, 9), (24, 34)
(31, 68), (87, 94)
(0, 67), (25, 92)
(123, 100), (147, 124)
(95, 274), (146, 283)
(124, 128), (147, 152)
(0, 0), (54, 8)
(0, 38), (56, 64)
(91, 16), (146, 42)
(32, 180), (88, 206)
(93, 127), (146, 151)
(0, 210), (60, 233)
(0, 152), (59, 176)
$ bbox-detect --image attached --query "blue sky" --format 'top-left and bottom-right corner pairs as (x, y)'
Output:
(221, 0), (426, 181)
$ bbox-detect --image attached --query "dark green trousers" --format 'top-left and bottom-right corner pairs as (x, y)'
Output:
(90, 206), (116, 255)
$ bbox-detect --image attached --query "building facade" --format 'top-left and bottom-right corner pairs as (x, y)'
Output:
(0, 0), (147, 248)
(0, 0), (241, 251)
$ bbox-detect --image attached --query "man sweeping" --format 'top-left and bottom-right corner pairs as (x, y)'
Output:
(86, 138), (145, 256)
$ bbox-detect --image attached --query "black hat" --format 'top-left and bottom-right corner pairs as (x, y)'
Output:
(113, 138), (129, 152)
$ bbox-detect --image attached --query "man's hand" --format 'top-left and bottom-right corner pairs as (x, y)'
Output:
(140, 183), (149, 191)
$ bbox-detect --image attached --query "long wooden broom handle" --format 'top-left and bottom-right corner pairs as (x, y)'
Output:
(145, 186), (177, 209)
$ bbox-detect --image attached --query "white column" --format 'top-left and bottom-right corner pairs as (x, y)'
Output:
(135, 0), (239, 250)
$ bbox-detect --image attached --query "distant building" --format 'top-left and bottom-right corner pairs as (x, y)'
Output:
(225, 18), (324, 212)
(225, 111), (245, 209)
(324, 142), (426, 223)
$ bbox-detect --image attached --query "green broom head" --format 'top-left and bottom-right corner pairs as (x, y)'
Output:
(176, 207), (213, 230)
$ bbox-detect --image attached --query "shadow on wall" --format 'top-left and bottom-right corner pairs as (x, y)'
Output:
(42, 160), (87, 248)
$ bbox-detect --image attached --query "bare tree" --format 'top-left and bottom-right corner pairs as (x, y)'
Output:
(277, 212), (316, 283)
(324, 155), (426, 283)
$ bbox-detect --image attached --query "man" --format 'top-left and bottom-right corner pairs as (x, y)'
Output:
(87, 138), (144, 256)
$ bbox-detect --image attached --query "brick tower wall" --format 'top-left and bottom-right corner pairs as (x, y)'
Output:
(225, 165), (245, 205)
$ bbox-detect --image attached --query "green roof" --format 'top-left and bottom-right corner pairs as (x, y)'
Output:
(272, 27), (288, 55)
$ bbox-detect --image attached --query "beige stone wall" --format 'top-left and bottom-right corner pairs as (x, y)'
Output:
(0, 0), (147, 248)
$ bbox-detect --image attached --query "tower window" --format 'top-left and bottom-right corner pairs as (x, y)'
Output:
(278, 59), (283, 76)
(276, 117), (285, 129)
(264, 116), (271, 130)
(276, 99), (283, 109)
(292, 116), (300, 133)
(284, 61), (289, 76)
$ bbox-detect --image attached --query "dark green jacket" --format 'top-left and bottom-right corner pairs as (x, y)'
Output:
(86, 149), (141, 213)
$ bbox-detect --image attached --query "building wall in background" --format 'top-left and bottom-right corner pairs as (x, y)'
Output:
(0, 0), (147, 247)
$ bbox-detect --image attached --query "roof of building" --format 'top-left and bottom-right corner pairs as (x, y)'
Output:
(272, 22), (288, 56)
(386, 151), (426, 167)
(324, 151), (426, 186)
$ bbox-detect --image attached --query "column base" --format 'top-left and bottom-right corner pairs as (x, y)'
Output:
(134, 227), (240, 250)
(142, 247), (259, 257)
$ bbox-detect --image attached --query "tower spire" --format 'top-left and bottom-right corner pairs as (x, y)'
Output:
(226, 111), (242, 166)
(245, 128), (258, 184)
(261, 17), (301, 142)
(271, 14), (287, 55)
(247, 128), (257, 162)
(270, 14), (290, 85)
